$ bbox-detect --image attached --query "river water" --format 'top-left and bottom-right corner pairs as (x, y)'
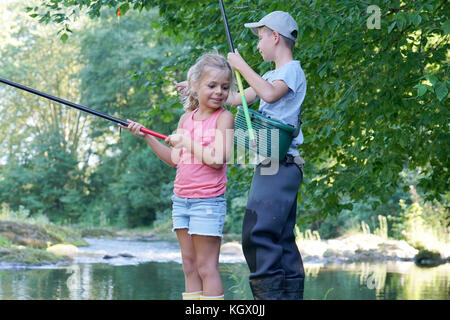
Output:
(0, 238), (448, 300)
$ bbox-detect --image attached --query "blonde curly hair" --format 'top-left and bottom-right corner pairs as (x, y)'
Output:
(182, 52), (234, 111)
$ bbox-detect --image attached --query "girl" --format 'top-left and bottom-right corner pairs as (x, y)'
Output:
(120, 53), (234, 300)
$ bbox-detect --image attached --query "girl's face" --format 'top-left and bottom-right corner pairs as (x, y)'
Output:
(195, 67), (231, 110)
(257, 27), (275, 62)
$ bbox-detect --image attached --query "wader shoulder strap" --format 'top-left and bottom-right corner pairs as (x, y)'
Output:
(292, 109), (302, 138)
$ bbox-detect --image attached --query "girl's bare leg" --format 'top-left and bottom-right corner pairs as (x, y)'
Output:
(192, 235), (223, 296)
(176, 229), (202, 292)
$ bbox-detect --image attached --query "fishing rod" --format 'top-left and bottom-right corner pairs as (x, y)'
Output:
(218, 0), (256, 147)
(0, 77), (168, 140)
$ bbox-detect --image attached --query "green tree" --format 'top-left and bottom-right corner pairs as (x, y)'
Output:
(0, 2), (184, 227)
(0, 1), (89, 222)
(22, 0), (450, 224)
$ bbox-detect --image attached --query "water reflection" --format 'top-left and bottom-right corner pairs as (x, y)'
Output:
(0, 261), (448, 300)
(304, 262), (450, 300)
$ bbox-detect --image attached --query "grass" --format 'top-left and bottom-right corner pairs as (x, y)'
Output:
(0, 246), (67, 265)
(399, 186), (449, 258)
(0, 203), (87, 265)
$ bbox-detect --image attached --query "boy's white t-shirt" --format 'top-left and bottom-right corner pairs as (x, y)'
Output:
(259, 60), (306, 157)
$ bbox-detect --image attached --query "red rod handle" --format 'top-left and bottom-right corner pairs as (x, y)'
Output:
(140, 127), (168, 140)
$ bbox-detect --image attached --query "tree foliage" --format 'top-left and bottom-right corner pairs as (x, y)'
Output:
(3, 0), (448, 227)
(0, 3), (88, 221)
(0, 3), (183, 227)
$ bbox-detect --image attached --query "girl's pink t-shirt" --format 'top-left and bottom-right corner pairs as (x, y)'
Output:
(173, 107), (227, 198)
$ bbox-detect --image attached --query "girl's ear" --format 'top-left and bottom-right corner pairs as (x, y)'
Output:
(191, 80), (199, 96)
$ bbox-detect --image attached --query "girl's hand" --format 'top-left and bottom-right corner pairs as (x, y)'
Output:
(118, 120), (147, 138)
(174, 81), (188, 96)
(227, 49), (246, 72)
(165, 133), (187, 148)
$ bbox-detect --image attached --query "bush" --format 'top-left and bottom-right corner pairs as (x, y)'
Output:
(397, 186), (449, 255)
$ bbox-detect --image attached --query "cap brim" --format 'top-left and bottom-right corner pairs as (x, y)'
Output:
(244, 22), (264, 36)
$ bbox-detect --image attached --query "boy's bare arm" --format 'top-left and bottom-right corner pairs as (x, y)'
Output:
(228, 50), (289, 103)
(226, 87), (257, 106)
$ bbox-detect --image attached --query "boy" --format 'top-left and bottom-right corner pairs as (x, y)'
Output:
(227, 11), (306, 300)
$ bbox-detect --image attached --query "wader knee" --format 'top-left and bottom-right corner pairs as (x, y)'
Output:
(249, 274), (284, 300)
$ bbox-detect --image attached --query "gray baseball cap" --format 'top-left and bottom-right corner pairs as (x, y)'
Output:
(244, 11), (298, 42)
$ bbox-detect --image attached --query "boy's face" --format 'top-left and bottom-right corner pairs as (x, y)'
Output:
(257, 27), (275, 62)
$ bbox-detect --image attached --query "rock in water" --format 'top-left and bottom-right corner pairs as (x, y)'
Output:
(46, 244), (79, 256)
(220, 242), (244, 255)
(414, 249), (445, 267)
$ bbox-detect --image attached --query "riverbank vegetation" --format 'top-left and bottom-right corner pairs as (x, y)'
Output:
(1, 185), (448, 266)
(0, 204), (86, 264)
(0, 1), (448, 264)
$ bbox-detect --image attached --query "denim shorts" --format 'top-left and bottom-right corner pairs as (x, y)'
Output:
(171, 194), (226, 238)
